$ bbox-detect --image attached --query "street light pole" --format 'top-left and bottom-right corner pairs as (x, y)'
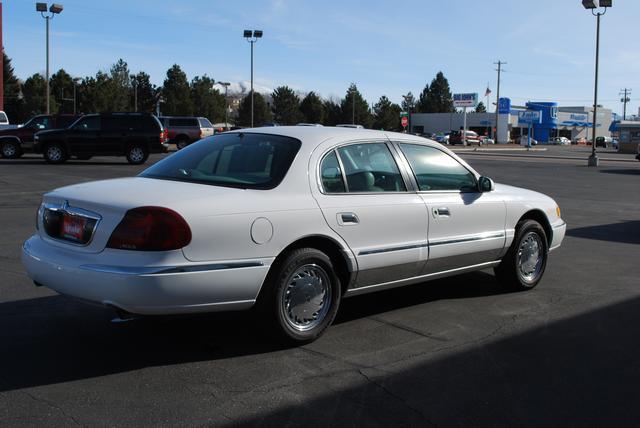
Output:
(244, 30), (263, 128)
(36, 3), (63, 115)
(218, 82), (231, 130)
(582, 0), (612, 167)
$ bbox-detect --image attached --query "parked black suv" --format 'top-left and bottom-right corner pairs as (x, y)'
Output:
(33, 113), (168, 164)
(0, 114), (81, 159)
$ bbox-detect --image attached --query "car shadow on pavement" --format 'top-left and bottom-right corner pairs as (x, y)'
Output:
(234, 296), (640, 427)
(0, 271), (508, 392)
(567, 220), (640, 245)
(599, 168), (640, 175)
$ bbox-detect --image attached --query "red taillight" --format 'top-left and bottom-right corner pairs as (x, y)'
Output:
(160, 129), (168, 143)
(199, 129), (204, 139)
(107, 207), (191, 251)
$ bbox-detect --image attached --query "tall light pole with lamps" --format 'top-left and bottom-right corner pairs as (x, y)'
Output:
(36, 3), (63, 115)
(582, 0), (612, 167)
(243, 29), (263, 128)
(218, 81), (231, 129)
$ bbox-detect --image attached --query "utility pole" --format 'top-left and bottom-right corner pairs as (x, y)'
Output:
(494, 60), (506, 143)
(620, 88), (631, 120)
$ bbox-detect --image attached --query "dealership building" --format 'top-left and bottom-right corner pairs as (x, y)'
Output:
(409, 99), (613, 143)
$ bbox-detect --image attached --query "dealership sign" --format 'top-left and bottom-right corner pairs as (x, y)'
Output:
(453, 93), (478, 108)
(518, 110), (542, 125)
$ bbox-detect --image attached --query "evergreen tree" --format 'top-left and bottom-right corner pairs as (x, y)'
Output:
(416, 84), (432, 113)
(340, 83), (372, 128)
(475, 101), (486, 113)
(373, 95), (401, 131)
(190, 75), (225, 122)
(271, 85), (302, 125)
(300, 91), (325, 124)
(416, 71), (454, 113)
(237, 91), (272, 127)
(21, 73), (47, 117)
(428, 71), (454, 113)
(3, 52), (24, 122)
(322, 99), (342, 126)
(161, 64), (193, 116)
(131, 71), (157, 113)
(106, 58), (131, 112)
(50, 69), (74, 114)
(401, 92), (416, 112)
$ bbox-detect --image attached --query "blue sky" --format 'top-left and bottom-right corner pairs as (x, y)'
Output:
(3, 0), (639, 116)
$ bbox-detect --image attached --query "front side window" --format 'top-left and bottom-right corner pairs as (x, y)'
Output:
(399, 143), (477, 192)
(336, 143), (405, 192)
(29, 116), (51, 130)
(140, 133), (301, 190)
(73, 116), (100, 131)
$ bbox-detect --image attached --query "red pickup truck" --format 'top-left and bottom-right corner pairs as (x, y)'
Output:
(0, 114), (81, 158)
(159, 116), (214, 150)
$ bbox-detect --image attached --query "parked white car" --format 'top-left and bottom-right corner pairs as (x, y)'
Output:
(22, 127), (566, 343)
(549, 137), (571, 145)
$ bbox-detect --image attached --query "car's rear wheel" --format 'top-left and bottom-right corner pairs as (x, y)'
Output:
(176, 137), (189, 150)
(1, 141), (22, 159)
(126, 145), (148, 165)
(43, 143), (67, 164)
(259, 248), (341, 344)
(495, 219), (548, 290)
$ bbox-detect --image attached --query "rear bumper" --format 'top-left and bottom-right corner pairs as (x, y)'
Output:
(21, 235), (272, 315)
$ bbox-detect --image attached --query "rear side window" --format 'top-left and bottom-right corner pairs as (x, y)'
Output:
(198, 118), (213, 128)
(0, 112), (7, 123)
(320, 151), (346, 193)
(399, 143), (477, 192)
(72, 116), (100, 131)
(140, 133), (301, 190)
(168, 118), (199, 127)
(335, 143), (405, 192)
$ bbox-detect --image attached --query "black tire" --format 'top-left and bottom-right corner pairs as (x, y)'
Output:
(176, 137), (189, 150)
(43, 143), (67, 164)
(126, 145), (149, 165)
(258, 248), (342, 344)
(494, 219), (548, 291)
(1, 141), (22, 159)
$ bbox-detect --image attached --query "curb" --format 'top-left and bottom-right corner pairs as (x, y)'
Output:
(455, 151), (638, 163)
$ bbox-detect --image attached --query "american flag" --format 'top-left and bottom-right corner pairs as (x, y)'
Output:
(484, 87), (492, 97)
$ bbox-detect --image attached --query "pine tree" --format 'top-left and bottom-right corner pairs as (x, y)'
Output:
(21, 73), (47, 117)
(161, 64), (193, 116)
(3, 52), (24, 122)
(131, 71), (157, 113)
(340, 84), (372, 128)
(271, 86), (302, 125)
(373, 95), (401, 131)
(237, 91), (272, 127)
(190, 75), (225, 122)
(300, 91), (325, 124)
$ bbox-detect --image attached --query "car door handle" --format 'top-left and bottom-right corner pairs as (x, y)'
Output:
(433, 207), (450, 217)
(339, 212), (360, 224)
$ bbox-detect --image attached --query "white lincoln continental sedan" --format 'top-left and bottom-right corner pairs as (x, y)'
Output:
(22, 127), (566, 343)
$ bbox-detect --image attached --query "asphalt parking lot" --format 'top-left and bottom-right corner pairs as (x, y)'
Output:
(1, 150), (639, 427)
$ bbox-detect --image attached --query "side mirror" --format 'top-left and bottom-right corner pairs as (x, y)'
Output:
(478, 176), (495, 192)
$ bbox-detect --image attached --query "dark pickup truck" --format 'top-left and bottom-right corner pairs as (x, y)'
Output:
(33, 113), (168, 164)
(0, 114), (81, 159)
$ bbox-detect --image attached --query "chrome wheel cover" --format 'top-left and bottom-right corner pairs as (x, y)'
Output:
(517, 231), (544, 283)
(281, 264), (331, 332)
(129, 147), (144, 162)
(2, 143), (16, 157)
(47, 146), (62, 161)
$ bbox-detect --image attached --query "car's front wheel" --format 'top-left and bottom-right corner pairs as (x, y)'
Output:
(126, 145), (148, 165)
(1, 141), (22, 159)
(175, 137), (189, 150)
(43, 143), (67, 164)
(260, 248), (341, 344)
(495, 219), (548, 290)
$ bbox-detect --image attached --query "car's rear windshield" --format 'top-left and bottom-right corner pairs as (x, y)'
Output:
(140, 132), (302, 190)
